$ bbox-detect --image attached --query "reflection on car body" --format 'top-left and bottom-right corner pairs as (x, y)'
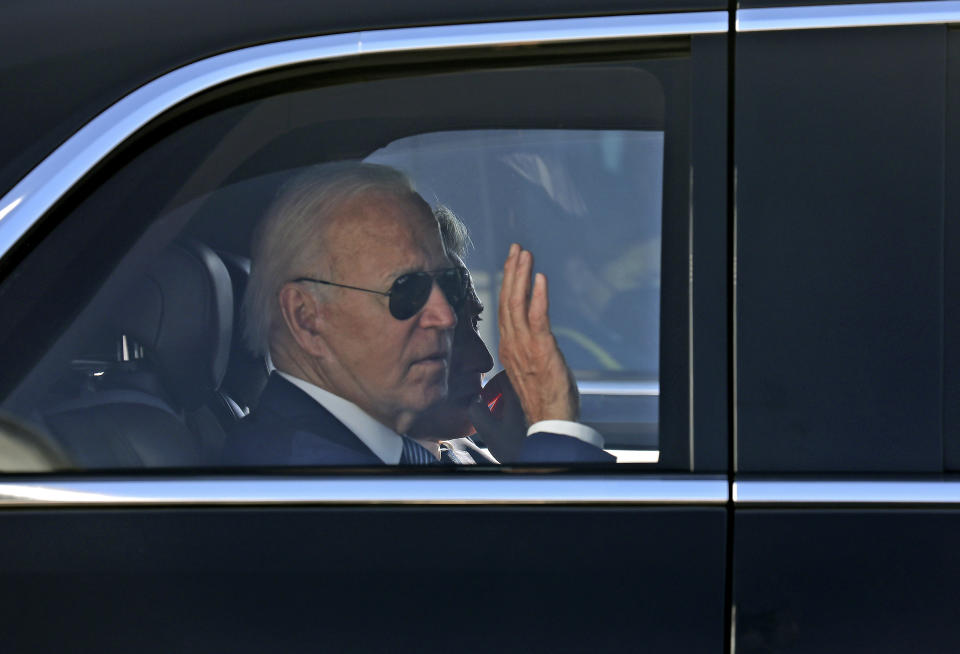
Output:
(2, 1), (960, 652)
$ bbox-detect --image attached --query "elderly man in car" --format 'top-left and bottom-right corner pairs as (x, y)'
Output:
(225, 162), (613, 465)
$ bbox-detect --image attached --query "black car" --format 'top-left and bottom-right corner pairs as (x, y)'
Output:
(1, 1), (959, 651)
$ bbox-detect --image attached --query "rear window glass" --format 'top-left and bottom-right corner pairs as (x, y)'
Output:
(0, 53), (691, 471)
(367, 129), (663, 458)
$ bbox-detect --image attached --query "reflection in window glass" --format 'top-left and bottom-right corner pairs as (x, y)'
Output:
(368, 129), (663, 454)
(1, 60), (677, 470)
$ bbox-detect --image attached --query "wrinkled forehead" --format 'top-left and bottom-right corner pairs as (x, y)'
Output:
(322, 191), (447, 277)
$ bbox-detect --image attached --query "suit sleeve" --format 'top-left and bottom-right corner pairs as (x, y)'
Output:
(527, 420), (604, 448)
(516, 430), (616, 463)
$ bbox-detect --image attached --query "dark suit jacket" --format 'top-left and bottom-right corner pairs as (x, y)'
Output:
(224, 374), (615, 465)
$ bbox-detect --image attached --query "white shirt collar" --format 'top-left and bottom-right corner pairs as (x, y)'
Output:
(275, 371), (403, 464)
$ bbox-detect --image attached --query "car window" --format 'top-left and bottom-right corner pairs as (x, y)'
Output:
(366, 129), (664, 458)
(0, 48), (698, 471)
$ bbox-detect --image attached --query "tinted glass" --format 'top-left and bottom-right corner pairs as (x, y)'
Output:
(367, 129), (664, 456)
(737, 25), (946, 472)
(0, 52), (693, 470)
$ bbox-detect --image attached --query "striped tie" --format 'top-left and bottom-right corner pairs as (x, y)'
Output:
(399, 435), (439, 465)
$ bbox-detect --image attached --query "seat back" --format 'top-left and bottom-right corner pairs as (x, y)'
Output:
(44, 241), (236, 467)
(217, 250), (269, 414)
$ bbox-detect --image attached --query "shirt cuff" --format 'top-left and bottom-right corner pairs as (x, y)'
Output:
(527, 420), (605, 449)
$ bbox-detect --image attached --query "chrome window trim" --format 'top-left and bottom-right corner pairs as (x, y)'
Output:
(0, 475), (728, 507)
(734, 480), (960, 504)
(0, 11), (727, 262)
(577, 381), (659, 396)
(737, 0), (960, 32)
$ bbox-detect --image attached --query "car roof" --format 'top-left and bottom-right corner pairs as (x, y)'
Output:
(0, 0), (721, 196)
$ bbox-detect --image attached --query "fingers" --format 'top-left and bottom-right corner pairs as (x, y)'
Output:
(499, 243), (535, 337)
(502, 244), (522, 334)
(498, 244), (518, 337)
(529, 272), (551, 334)
(512, 248), (533, 322)
(495, 242), (577, 424)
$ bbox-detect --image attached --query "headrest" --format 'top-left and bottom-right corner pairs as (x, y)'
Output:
(115, 241), (233, 410)
(217, 251), (269, 411)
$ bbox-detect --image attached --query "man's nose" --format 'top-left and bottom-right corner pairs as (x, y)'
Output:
(418, 282), (457, 329)
(464, 327), (494, 374)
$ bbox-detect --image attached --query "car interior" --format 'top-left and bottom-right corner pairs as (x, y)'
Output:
(41, 240), (262, 467)
(0, 59), (681, 470)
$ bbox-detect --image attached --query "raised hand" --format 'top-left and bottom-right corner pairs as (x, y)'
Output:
(496, 243), (579, 424)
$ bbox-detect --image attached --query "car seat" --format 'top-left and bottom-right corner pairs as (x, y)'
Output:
(43, 241), (241, 467)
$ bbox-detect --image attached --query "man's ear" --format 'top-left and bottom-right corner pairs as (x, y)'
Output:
(277, 283), (328, 358)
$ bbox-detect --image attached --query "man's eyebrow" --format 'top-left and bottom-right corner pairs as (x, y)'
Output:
(381, 264), (426, 284)
(388, 257), (457, 279)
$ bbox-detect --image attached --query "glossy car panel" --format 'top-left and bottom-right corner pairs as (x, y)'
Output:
(2, 1), (958, 651)
(0, 4), (734, 652)
(1, 507), (728, 652)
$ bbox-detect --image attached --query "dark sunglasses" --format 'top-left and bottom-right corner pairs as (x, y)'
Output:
(293, 266), (469, 320)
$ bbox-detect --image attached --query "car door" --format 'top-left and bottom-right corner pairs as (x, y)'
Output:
(0, 7), (731, 652)
(734, 1), (960, 650)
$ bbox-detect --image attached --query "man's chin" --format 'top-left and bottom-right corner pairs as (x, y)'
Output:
(408, 382), (449, 413)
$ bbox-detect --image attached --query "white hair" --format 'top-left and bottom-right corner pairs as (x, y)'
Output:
(243, 161), (419, 356)
(433, 204), (473, 259)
